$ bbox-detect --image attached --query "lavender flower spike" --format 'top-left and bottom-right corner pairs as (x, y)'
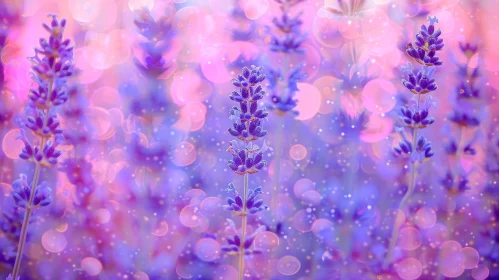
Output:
(266, 0), (307, 115)
(10, 14), (75, 280)
(223, 66), (270, 280)
(386, 15), (443, 268)
(406, 16), (444, 66)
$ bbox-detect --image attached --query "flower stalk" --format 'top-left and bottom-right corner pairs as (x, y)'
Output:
(222, 66), (269, 279)
(385, 15), (444, 268)
(9, 15), (75, 279)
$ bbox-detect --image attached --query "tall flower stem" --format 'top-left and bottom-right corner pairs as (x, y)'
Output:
(238, 172), (249, 280)
(272, 116), (283, 215)
(384, 94), (422, 268)
(271, 53), (288, 226)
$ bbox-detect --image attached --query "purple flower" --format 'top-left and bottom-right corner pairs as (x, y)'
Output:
(406, 16), (444, 66)
(134, 8), (173, 42)
(28, 78), (69, 109)
(0, 209), (26, 242)
(231, 1), (256, 41)
(128, 133), (168, 171)
(449, 112), (480, 127)
(265, 0), (307, 115)
(8, 14), (74, 279)
(393, 127), (412, 156)
(60, 158), (95, 189)
(332, 68), (375, 95)
(223, 66), (271, 263)
(459, 42), (478, 59)
(441, 172), (469, 195)
(229, 66), (268, 144)
(455, 81), (479, 99)
(223, 184), (268, 214)
(398, 95), (436, 128)
(401, 62), (437, 95)
(221, 219), (266, 255)
(266, 65), (306, 115)
(411, 136), (434, 163)
(269, 13), (307, 54)
(25, 110), (62, 137)
(11, 174), (52, 208)
(227, 141), (268, 175)
(128, 8), (175, 118)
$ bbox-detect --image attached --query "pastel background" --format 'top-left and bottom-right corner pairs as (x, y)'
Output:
(0, 0), (498, 279)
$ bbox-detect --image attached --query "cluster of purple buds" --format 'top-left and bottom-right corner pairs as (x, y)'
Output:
(456, 81), (479, 99)
(445, 140), (476, 156)
(231, 0), (256, 41)
(266, 0), (307, 115)
(129, 8), (174, 118)
(266, 65), (305, 115)
(28, 81), (68, 109)
(227, 142), (267, 174)
(229, 66), (268, 143)
(221, 219), (266, 255)
(269, 5), (306, 54)
(25, 110), (62, 137)
(447, 41), (481, 128)
(128, 133), (168, 172)
(406, 16), (444, 66)
(223, 183), (268, 214)
(0, 211), (22, 239)
(459, 42), (478, 59)
(61, 158), (95, 190)
(18, 130), (62, 166)
(0, 238), (16, 265)
(401, 62), (437, 95)
(393, 128), (434, 163)
(441, 172), (469, 195)
(11, 174), (51, 208)
(449, 112), (480, 127)
(399, 96), (436, 129)
(333, 69), (374, 96)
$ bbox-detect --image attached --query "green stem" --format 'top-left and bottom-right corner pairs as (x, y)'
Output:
(238, 172), (249, 280)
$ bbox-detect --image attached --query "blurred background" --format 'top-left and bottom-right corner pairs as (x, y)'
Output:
(0, 0), (498, 279)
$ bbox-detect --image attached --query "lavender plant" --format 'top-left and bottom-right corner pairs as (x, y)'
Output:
(128, 8), (174, 119)
(266, 0), (306, 226)
(61, 84), (97, 207)
(8, 15), (75, 279)
(222, 66), (269, 280)
(385, 15), (443, 267)
(122, 7), (174, 272)
(267, 0), (306, 115)
(440, 41), (482, 233)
